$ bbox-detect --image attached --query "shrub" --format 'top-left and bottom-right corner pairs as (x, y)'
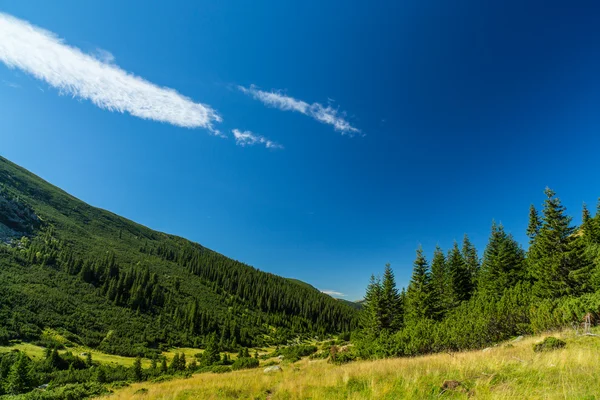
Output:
(309, 351), (329, 360)
(22, 382), (108, 400)
(330, 350), (356, 365)
(231, 357), (259, 371)
(533, 337), (566, 352)
(211, 365), (232, 374)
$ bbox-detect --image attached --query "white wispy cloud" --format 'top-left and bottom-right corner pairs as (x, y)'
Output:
(238, 85), (361, 135)
(232, 129), (283, 149)
(2, 79), (20, 88)
(321, 290), (347, 297)
(0, 12), (221, 132)
(93, 48), (115, 64)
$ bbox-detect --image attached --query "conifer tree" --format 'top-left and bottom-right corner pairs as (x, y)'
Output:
(201, 334), (220, 366)
(526, 205), (541, 244)
(448, 242), (472, 305)
(405, 247), (433, 322)
(169, 353), (180, 372)
(179, 353), (186, 370)
(95, 366), (107, 383)
(461, 234), (480, 289)
(430, 245), (448, 318)
(529, 188), (589, 297)
(6, 353), (30, 395)
(381, 264), (403, 331)
(361, 274), (383, 334)
(46, 348), (61, 371)
(582, 203), (591, 225)
(132, 356), (143, 381)
(478, 222), (526, 297)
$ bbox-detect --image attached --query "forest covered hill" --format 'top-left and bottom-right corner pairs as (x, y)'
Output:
(0, 156), (357, 358)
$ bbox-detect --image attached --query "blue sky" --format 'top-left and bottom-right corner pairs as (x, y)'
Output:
(1, 0), (600, 300)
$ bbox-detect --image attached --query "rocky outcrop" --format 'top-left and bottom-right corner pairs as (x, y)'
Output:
(264, 366), (283, 373)
(0, 189), (39, 241)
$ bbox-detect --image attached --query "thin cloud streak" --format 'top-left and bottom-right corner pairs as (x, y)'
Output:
(321, 290), (347, 297)
(2, 80), (20, 88)
(238, 85), (361, 135)
(0, 12), (222, 132)
(232, 129), (283, 149)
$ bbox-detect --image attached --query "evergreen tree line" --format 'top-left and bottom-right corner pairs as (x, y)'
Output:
(356, 189), (600, 358)
(1, 223), (356, 357)
(144, 240), (355, 334)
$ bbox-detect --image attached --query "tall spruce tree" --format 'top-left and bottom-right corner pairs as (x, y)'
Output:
(478, 222), (526, 297)
(529, 188), (589, 297)
(461, 234), (480, 290)
(5, 353), (31, 395)
(448, 242), (473, 305)
(526, 205), (541, 244)
(405, 247), (434, 322)
(570, 204), (596, 291)
(132, 356), (143, 381)
(361, 274), (383, 334)
(380, 264), (403, 331)
(430, 245), (449, 318)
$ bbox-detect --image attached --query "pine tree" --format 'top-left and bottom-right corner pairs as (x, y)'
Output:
(169, 353), (180, 372)
(160, 358), (168, 374)
(6, 353), (30, 395)
(478, 222), (526, 297)
(380, 264), (403, 331)
(405, 247), (434, 322)
(430, 245), (448, 319)
(582, 203), (591, 224)
(179, 353), (186, 370)
(95, 366), (107, 383)
(526, 205), (541, 244)
(132, 356), (143, 381)
(529, 188), (590, 297)
(361, 274), (383, 334)
(571, 204), (596, 291)
(46, 348), (61, 371)
(461, 234), (480, 289)
(448, 242), (472, 305)
(201, 334), (220, 366)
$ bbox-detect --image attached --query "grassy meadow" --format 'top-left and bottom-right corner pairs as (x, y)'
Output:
(99, 328), (600, 400)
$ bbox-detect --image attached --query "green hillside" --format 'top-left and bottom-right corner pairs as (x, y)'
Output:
(0, 156), (357, 358)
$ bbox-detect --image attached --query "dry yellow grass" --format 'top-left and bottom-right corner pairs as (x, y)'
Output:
(99, 329), (600, 399)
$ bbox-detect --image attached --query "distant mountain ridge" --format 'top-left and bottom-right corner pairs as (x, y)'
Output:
(0, 156), (357, 356)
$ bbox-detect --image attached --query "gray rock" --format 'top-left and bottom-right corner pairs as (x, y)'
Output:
(512, 336), (524, 343)
(264, 365), (283, 373)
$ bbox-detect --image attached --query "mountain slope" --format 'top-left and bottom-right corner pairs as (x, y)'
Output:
(0, 156), (357, 356)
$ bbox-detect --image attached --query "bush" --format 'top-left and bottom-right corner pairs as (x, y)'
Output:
(308, 351), (329, 360)
(21, 382), (108, 400)
(211, 365), (232, 374)
(329, 349), (356, 365)
(32, 338), (66, 350)
(150, 375), (175, 384)
(231, 357), (259, 371)
(272, 344), (318, 362)
(533, 337), (566, 352)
